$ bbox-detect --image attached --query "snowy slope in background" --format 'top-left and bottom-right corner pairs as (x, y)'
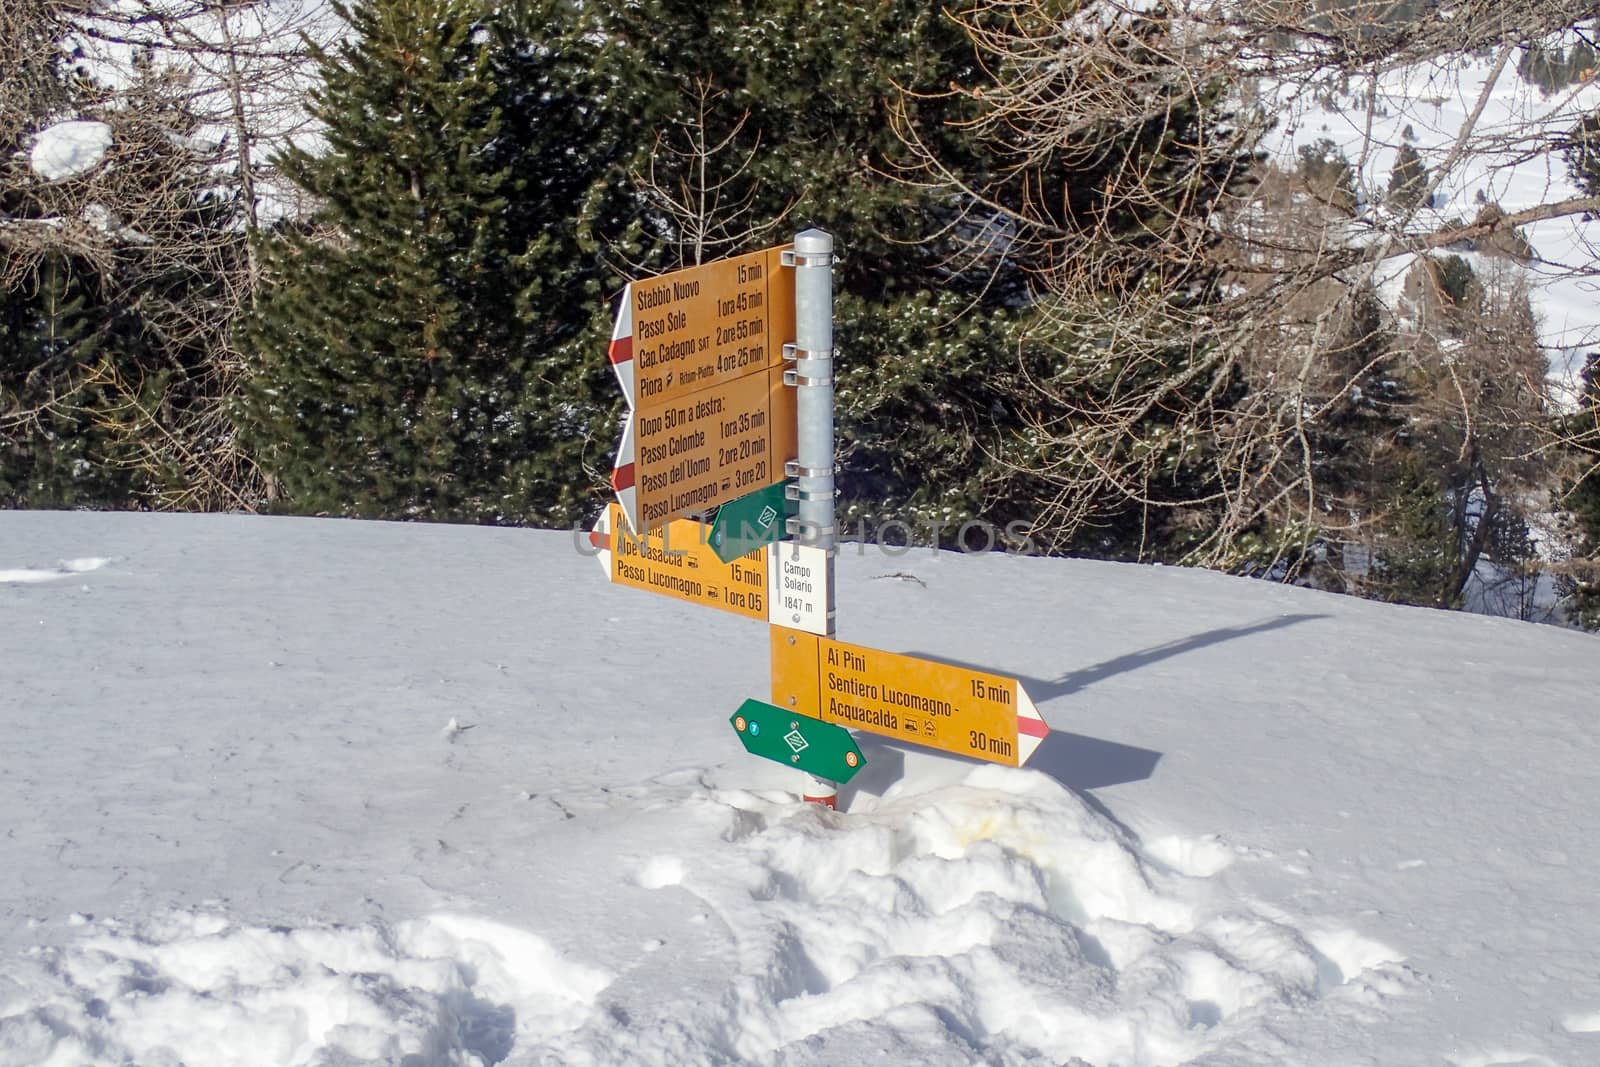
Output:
(0, 512), (1595, 1066)
(1263, 45), (1600, 376)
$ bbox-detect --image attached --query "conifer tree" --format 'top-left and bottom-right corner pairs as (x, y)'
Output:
(1388, 141), (1430, 212)
(1298, 138), (1359, 213)
(240, 0), (616, 524)
(1570, 111), (1600, 202)
(1560, 354), (1600, 628)
(1560, 116), (1600, 626)
(0, 256), (134, 507)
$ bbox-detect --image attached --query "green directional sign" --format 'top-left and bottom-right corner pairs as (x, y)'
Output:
(729, 699), (866, 783)
(709, 481), (792, 564)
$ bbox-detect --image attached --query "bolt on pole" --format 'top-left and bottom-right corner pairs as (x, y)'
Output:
(790, 227), (838, 807)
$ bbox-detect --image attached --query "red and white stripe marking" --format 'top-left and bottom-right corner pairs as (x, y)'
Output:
(609, 283), (635, 408)
(611, 412), (638, 534)
(1015, 686), (1050, 767)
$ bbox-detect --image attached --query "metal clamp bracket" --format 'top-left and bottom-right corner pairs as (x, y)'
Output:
(785, 483), (835, 503)
(783, 369), (834, 388)
(773, 542), (839, 558)
(784, 460), (833, 479)
(785, 517), (837, 539)
(780, 249), (834, 268)
(781, 342), (833, 362)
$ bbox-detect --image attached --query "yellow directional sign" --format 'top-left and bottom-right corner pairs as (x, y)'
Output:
(769, 626), (1050, 767)
(630, 365), (796, 532)
(590, 505), (768, 621)
(612, 245), (796, 411)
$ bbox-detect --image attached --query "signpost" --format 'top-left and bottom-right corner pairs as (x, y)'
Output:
(729, 699), (865, 784)
(785, 229), (840, 804)
(590, 504), (768, 622)
(594, 229), (1058, 810)
(769, 625), (1050, 768)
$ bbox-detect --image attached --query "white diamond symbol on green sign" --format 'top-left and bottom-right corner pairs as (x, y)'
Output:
(784, 728), (809, 755)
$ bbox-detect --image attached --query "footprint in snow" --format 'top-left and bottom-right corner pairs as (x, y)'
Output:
(634, 855), (685, 890)
(0, 557), (112, 584)
(1562, 1010), (1600, 1033)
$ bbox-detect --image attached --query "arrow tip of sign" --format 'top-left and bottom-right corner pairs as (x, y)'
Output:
(1015, 684), (1049, 767)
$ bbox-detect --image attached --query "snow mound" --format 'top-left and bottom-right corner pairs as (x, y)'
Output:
(30, 122), (113, 182)
(0, 769), (1413, 1067)
(0, 912), (612, 1067)
(537, 768), (1412, 1066)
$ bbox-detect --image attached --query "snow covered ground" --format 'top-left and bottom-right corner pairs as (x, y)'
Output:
(1262, 42), (1600, 384)
(0, 511), (1596, 1066)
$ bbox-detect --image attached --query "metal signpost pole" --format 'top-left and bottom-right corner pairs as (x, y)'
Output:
(788, 227), (838, 807)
